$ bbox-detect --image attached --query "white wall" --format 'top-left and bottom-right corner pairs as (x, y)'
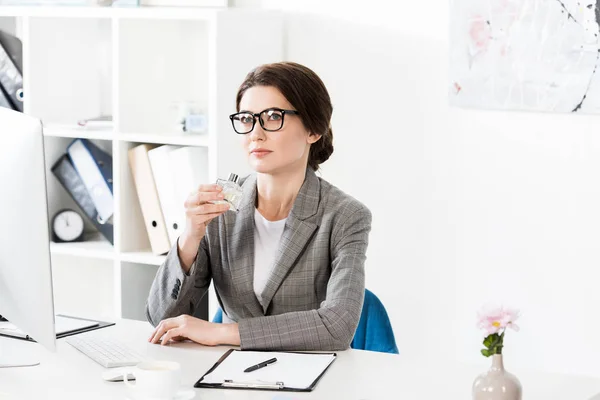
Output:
(232, 0), (600, 376)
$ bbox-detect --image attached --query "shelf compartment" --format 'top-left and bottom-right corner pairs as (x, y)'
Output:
(28, 17), (112, 125)
(43, 136), (114, 239)
(50, 232), (115, 260)
(117, 18), (209, 135)
(51, 254), (115, 320)
(120, 262), (159, 321)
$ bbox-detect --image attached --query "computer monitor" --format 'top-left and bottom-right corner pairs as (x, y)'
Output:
(0, 108), (56, 367)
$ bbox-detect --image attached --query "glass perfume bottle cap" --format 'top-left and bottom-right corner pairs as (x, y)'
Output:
(227, 173), (239, 184)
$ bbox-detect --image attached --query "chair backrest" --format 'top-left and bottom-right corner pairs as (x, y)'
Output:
(212, 307), (223, 323)
(211, 289), (398, 354)
(350, 289), (399, 354)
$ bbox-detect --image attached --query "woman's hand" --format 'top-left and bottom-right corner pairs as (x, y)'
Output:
(183, 184), (230, 241)
(178, 184), (230, 272)
(148, 314), (241, 347)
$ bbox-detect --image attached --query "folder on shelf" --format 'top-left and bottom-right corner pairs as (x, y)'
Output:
(128, 144), (171, 255)
(195, 349), (337, 392)
(168, 146), (209, 222)
(0, 30), (23, 74)
(67, 139), (114, 225)
(0, 31), (23, 111)
(51, 154), (114, 245)
(0, 84), (13, 109)
(148, 145), (182, 247)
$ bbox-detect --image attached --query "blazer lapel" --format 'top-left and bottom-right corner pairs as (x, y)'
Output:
(226, 174), (263, 317)
(259, 169), (321, 313)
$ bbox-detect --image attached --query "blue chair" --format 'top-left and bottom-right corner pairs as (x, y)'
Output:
(212, 307), (223, 323)
(350, 289), (399, 354)
(211, 289), (398, 354)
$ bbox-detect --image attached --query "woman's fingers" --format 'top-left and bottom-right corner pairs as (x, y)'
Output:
(186, 203), (230, 216)
(185, 191), (224, 208)
(161, 327), (185, 346)
(197, 184), (222, 193)
(149, 319), (178, 344)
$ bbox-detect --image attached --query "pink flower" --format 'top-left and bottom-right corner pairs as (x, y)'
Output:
(477, 306), (520, 335)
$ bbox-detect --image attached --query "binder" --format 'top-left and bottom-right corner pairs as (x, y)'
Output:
(128, 144), (171, 255)
(194, 349), (337, 392)
(0, 30), (23, 75)
(51, 154), (114, 245)
(67, 139), (114, 224)
(147, 145), (182, 247)
(168, 146), (209, 222)
(0, 83), (13, 109)
(0, 34), (23, 111)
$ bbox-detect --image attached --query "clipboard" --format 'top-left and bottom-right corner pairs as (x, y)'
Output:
(194, 349), (337, 392)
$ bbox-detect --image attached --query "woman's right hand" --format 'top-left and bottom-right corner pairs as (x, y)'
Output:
(178, 184), (230, 272)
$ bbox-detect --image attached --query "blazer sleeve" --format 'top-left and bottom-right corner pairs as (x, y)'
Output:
(145, 233), (212, 327)
(238, 206), (371, 351)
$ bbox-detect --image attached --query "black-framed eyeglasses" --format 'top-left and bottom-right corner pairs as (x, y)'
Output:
(229, 107), (300, 134)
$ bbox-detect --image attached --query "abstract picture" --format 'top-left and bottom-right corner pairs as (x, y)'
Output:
(450, 0), (600, 113)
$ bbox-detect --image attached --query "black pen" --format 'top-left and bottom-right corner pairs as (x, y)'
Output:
(244, 357), (277, 373)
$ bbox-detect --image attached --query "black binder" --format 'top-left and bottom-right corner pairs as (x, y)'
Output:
(194, 349), (337, 392)
(0, 83), (13, 109)
(51, 154), (114, 245)
(0, 30), (23, 111)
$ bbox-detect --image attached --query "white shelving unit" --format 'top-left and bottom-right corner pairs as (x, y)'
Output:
(0, 6), (282, 322)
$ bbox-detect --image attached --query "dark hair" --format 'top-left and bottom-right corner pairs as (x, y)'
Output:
(236, 62), (334, 171)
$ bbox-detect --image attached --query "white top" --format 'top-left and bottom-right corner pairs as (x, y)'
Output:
(222, 209), (286, 323)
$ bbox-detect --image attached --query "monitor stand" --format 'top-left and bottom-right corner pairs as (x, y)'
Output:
(0, 340), (40, 368)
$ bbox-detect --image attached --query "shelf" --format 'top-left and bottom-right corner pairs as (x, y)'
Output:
(15, 7), (282, 321)
(118, 132), (210, 147)
(43, 124), (115, 141)
(50, 233), (115, 260)
(42, 126), (209, 146)
(0, 6), (223, 20)
(119, 250), (167, 266)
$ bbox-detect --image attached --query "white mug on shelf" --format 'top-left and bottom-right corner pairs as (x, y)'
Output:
(124, 360), (181, 399)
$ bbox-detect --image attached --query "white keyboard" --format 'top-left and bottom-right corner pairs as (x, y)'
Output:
(66, 334), (145, 368)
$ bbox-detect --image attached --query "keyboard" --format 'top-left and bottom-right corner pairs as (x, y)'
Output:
(66, 334), (145, 368)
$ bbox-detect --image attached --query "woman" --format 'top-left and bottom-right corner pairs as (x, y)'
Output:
(146, 62), (372, 351)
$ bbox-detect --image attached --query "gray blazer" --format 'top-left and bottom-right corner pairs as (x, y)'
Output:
(146, 168), (372, 351)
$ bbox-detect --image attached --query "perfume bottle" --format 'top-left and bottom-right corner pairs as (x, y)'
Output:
(212, 173), (243, 212)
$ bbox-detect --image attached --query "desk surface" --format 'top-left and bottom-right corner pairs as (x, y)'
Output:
(1, 319), (600, 400)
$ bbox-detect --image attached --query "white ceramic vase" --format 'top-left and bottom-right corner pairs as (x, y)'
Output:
(472, 354), (522, 400)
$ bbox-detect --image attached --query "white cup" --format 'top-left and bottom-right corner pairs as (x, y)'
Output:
(124, 361), (181, 400)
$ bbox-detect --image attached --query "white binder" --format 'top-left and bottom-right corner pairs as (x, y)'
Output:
(148, 145), (182, 247)
(168, 146), (209, 221)
(128, 144), (171, 255)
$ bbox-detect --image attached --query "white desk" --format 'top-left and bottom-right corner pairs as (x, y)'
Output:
(1, 319), (600, 400)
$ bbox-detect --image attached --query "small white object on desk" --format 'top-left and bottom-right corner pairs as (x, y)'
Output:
(102, 367), (135, 382)
(123, 361), (195, 400)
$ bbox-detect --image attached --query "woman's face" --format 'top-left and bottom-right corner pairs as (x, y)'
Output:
(238, 85), (320, 175)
